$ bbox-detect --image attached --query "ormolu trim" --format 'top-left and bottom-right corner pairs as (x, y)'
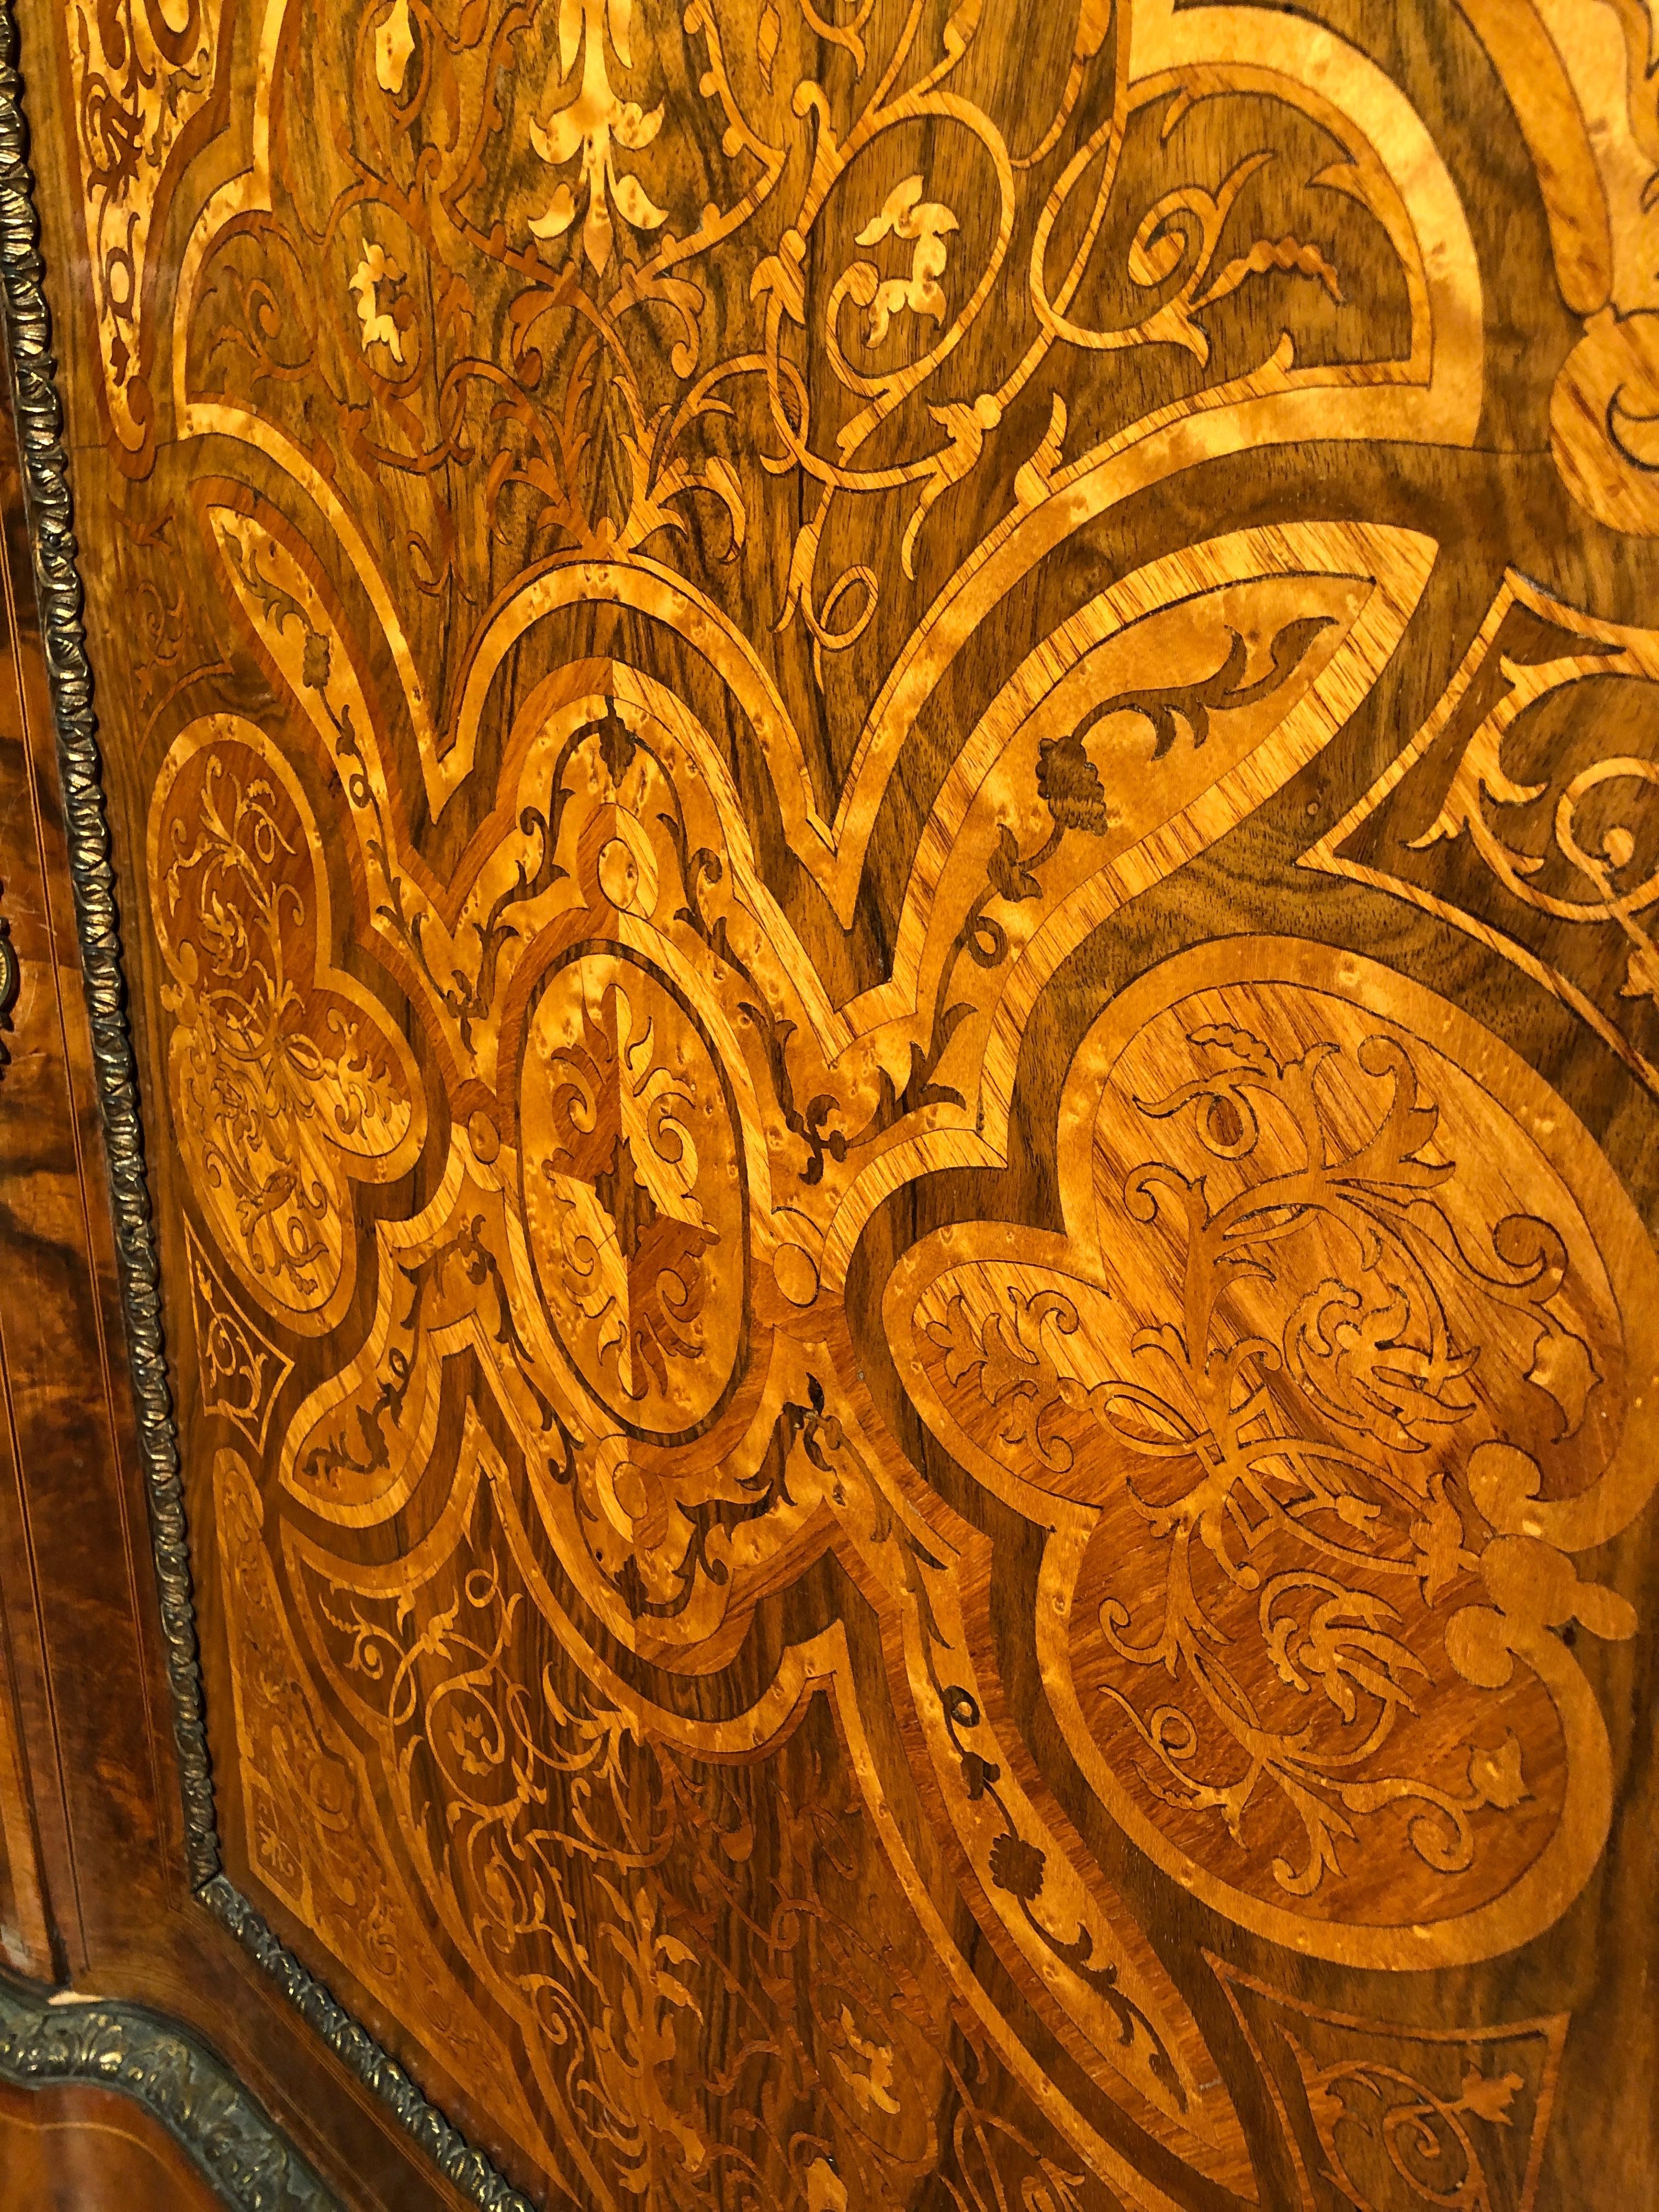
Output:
(0, 12), (534, 2208)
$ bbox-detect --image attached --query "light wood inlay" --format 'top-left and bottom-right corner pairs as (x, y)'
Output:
(10, 1), (1659, 2204)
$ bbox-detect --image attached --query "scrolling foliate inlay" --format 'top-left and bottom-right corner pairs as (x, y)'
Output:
(159, 0), (1479, 849)
(149, 718), (426, 1330)
(891, 938), (1659, 1969)
(1304, 573), (1659, 1101)
(194, 517), (1441, 2199)
(173, 440), (1443, 2205)
(185, 1220), (295, 1453)
(66, 0), (224, 467)
(1212, 1961), (1567, 2212)
(211, 1446), (548, 2166)
(29, 0), (1659, 2205)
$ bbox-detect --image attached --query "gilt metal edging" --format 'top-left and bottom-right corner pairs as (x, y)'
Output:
(0, 1967), (337, 2210)
(0, 0), (217, 1888)
(0, 13), (535, 2211)
(207, 1882), (538, 2212)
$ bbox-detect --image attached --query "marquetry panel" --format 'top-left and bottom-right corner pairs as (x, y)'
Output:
(14, 0), (1659, 2207)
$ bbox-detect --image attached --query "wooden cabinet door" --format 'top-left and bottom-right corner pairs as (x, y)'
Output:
(1, 1), (1656, 2206)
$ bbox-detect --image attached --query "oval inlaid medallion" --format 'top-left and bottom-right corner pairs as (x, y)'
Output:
(518, 947), (748, 1442)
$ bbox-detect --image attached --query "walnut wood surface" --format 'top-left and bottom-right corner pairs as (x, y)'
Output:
(0, 360), (54, 1983)
(0, 2074), (225, 2212)
(0, 260), (486, 2212)
(0, 309), (138, 1988)
(8, 2), (1659, 2208)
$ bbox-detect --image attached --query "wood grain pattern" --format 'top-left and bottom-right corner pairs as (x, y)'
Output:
(0, 2073), (227, 2212)
(0, 315), (105, 1986)
(0, 192), (507, 2212)
(10, 0), (1659, 2206)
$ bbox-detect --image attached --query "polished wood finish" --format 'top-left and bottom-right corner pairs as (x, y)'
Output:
(6, 1), (1659, 2208)
(0, 248), (476, 2212)
(0, 2073), (225, 2212)
(0, 325), (105, 1987)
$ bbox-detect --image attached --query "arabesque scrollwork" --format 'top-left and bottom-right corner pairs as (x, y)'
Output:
(9, 0), (1653, 2207)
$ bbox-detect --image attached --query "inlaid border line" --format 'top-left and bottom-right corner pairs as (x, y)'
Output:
(0, 3), (213, 1887)
(0, 1965), (334, 2208)
(0, 10), (534, 2208)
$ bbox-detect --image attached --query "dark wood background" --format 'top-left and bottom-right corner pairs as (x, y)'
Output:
(2, 2), (1657, 2208)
